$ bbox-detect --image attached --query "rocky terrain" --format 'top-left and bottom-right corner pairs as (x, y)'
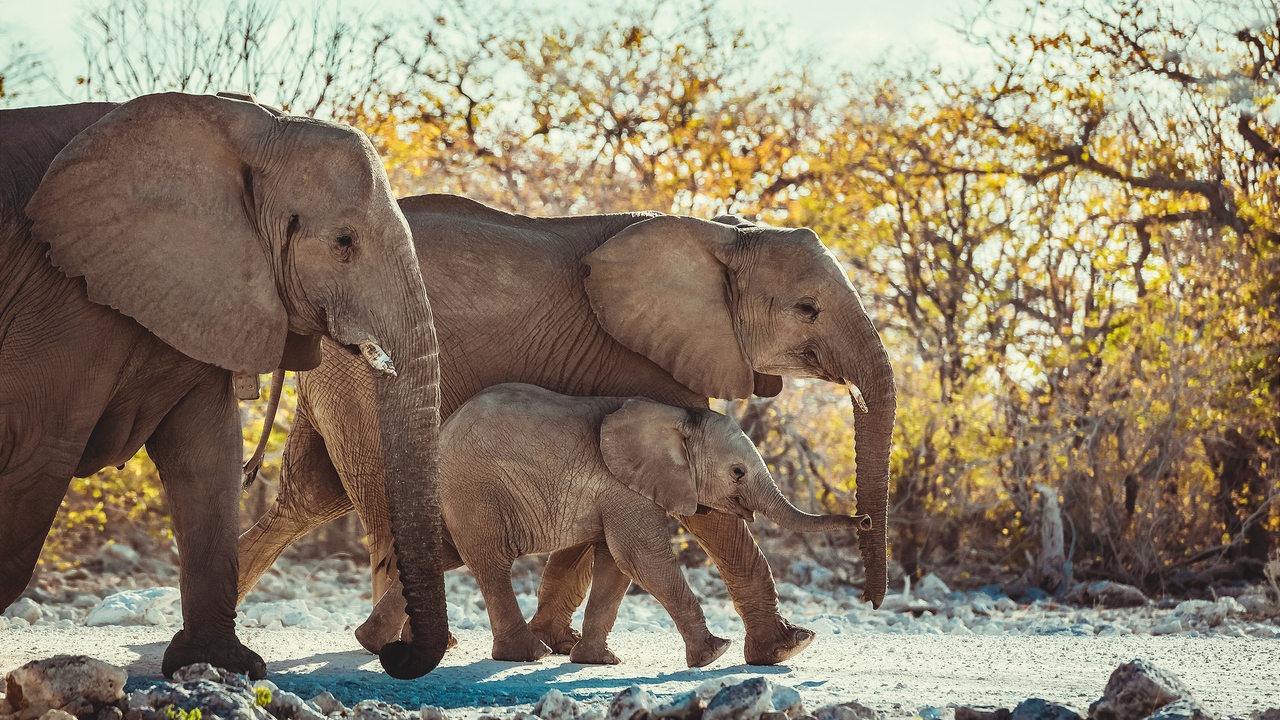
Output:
(3, 543), (1278, 719)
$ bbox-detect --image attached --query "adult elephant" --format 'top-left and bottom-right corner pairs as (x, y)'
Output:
(0, 93), (447, 680)
(238, 193), (895, 665)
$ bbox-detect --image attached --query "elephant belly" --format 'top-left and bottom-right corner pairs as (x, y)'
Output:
(521, 531), (604, 558)
(0, 266), (214, 480)
(1, 250), (124, 477)
(450, 486), (607, 560)
(74, 337), (215, 477)
(513, 508), (608, 558)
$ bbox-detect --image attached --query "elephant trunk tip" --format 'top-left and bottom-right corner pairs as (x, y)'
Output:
(379, 639), (446, 680)
(861, 588), (884, 610)
(853, 513), (873, 532)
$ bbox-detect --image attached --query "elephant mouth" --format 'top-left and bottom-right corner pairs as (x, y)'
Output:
(769, 351), (849, 387)
(724, 496), (755, 523)
(695, 500), (754, 523)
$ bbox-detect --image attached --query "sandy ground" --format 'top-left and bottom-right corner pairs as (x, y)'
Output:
(3, 625), (1277, 718)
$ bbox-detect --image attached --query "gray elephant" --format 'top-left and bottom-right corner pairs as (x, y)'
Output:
(363, 383), (869, 668)
(0, 93), (447, 679)
(238, 194), (896, 666)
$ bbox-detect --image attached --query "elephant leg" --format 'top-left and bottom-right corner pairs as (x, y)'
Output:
(528, 543), (593, 654)
(237, 406), (353, 604)
(0, 468), (73, 607)
(355, 540), (464, 654)
(356, 575), (409, 654)
(681, 510), (813, 665)
(469, 557), (549, 662)
(297, 365), (398, 605)
(606, 519), (729, 669)
(568, 543), (628, 665)
(148, 373), (265, 680)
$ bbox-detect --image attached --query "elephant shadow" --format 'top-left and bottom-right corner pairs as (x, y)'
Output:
(473, 657), (785, 684)
(123, 642), (794, 711)
(120, 640), (170, 688)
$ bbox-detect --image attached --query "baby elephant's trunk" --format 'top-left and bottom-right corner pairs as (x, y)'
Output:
(749, 479), (872, 534)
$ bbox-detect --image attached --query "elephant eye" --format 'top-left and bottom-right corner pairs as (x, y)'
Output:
(794, 300), (820, 322)
(332, 232), (356, 262)
(731, 465), (746, 481)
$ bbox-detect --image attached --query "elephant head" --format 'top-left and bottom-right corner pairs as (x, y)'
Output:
(599, 400), (871, 535)
(583, 215), (896, 607)
(25, 92), (447, 678)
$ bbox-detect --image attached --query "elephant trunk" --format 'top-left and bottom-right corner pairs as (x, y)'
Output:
(835, 298), (896, 608)
(748, 473), (872, 534)
(370, 266), (449, 679)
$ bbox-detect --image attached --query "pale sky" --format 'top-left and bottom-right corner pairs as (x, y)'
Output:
(2, 0), (1008, 106)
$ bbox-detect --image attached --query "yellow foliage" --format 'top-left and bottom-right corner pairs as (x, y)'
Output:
(16, 0), (1275, 583)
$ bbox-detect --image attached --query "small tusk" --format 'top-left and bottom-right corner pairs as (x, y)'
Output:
(849, 384), (869, 413)
(359, 341), (397, 377)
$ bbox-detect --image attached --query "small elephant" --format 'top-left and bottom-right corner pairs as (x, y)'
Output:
(369, 383), (870, 667)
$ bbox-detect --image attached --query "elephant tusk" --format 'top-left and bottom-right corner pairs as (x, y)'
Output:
(359, 341), (398, 377)
(849, 384), (869, 413)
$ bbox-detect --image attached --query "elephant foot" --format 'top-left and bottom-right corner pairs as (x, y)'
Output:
(686, 635), (731, 668)
(162, 628), (266, 680)
(355, 614), (403, 654)
(568, 639), (620, 665)
(491, 631), (551, 663)
(743, 617), (814, 665)
(529, 619), (582, 655)
(356, 617), (456, 655)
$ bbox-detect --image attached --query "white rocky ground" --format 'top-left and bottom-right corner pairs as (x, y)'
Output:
(3, 543), (1279, 719)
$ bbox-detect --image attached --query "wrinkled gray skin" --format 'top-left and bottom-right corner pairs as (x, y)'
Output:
(238, 194), (896, 665)
(0, 93), (446, 680)
(362, 383), (870, 668)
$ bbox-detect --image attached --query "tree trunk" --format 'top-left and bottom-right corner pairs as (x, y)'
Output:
(1206, 429), (1273, 577)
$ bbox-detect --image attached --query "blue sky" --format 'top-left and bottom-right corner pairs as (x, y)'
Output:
(2, 0), (1008, 106)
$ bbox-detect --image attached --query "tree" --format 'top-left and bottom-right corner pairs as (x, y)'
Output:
(45, 0), (1277, 592)
(1, 32), (50, 107)
(978, 0), (1280, 582)
(77, 0), (391, 118)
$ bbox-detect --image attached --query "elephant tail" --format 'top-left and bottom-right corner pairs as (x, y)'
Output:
(243, 368), (286, 488)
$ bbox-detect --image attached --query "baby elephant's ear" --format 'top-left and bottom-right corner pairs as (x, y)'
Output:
(599, 399), (698, 516)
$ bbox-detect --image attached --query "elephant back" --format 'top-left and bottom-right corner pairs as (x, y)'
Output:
(442, 383), (625, 462)
(0, 103), (115, 218)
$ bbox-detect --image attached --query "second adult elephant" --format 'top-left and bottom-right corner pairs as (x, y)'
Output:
(238, 194), (896, 665)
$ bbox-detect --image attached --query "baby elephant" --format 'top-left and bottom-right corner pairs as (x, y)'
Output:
(430, 382), (870, 667)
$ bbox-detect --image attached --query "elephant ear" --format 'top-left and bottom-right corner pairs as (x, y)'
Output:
(583, 215), (755, 399)
(599, 399), (698, 516)
(26, 92), (288, 375)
